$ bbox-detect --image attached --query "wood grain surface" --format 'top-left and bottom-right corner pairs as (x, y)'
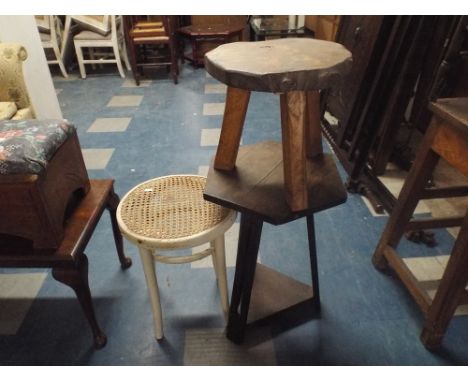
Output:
(205, 38), (352, 92)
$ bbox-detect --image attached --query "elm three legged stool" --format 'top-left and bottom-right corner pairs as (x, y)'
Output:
(203, 38), (352, 343)
(204, 37), (352, 212)
(372, 98), (468, 350)
(117, 175), (236, 340)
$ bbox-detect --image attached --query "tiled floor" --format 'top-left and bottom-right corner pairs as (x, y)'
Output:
(1, 64), (468, 366)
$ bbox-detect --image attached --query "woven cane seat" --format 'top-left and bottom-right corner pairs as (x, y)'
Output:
(117, 175), (235, 249)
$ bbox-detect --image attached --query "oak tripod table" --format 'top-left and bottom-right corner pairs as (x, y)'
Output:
(203, 38), (352, 343)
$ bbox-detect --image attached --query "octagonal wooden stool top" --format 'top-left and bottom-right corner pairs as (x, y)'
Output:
(204, 38), (352, 212)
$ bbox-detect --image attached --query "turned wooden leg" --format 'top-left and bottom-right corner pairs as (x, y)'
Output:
(106, 187), (132, 270)
(420, 211), (468, 350)
(372, 120), (441, 270)
(305, 90), (323, 158)
(139, 247), (164, 340)
(226, 213), (263, 344)
(52, 254), (107, 349)
(280, 91), (308, 212)
(214, 86), (251, 171)
(211, 236), (229, 321)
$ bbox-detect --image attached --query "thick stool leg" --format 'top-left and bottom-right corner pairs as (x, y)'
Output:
(211, 236), (229, 320)
(280, 91), (308, 212)
(226, 213), (263, 344)
(214, 86), (251, 171)
(139, 247), (164, 340)
(52, 254), (107, 349)
(372, 122), (440, 270)
(420, 211), (468, 349)
(305, 90), (323, 159)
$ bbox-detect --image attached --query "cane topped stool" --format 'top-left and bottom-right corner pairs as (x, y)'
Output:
(204, 37), (352, 212)
(117, 175), (237, 340)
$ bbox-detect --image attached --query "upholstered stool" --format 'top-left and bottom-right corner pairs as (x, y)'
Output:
(204, 38), (352, 212)
(0, 119), (89, 249)
(372, 98), (468, 349)
(117, 175), (237, 340)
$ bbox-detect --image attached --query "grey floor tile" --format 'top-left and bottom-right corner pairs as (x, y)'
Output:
(107, 95), (143, 107)
(184, 327), (276, 365)
(203, 103), (225, 116)
(205, 83), (227, 94)
(87, 117), (131, 133)
(81, 148), (114, 169)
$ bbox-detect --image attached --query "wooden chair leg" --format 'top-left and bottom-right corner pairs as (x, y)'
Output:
(214, 86), (251, 171)
(211, 236), (229, 321)
(280, 91), (308, 212)
(226, 213), (263, 344)
(74, 43), (87, 79)
(372, 121), (441, 270)
(106, 187), (132, 270)
(52, 254), (107, 349)
(420, 211), (468, 349)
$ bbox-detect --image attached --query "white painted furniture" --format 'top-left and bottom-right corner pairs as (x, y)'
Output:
(117, 175), (236, 340)
(38, 15), (68, 78)
(73, 15), (130, 79)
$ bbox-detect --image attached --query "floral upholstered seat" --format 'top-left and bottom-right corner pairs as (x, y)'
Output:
(0, 119), (76, 175)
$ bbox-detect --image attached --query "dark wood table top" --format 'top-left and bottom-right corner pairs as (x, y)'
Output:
(178, 24), (245, 37)
(203, 141), (347, 225)
(204, 37), (352, 93)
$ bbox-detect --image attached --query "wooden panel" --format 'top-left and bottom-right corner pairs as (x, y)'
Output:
(432, 122), (468, 178)
(204, 141), (347, 225)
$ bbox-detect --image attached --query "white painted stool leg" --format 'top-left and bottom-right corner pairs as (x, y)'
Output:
(212, 236), (229, 321)
(138, 247), (164, 340)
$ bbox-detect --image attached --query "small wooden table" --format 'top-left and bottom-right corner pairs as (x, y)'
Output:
(178, 24), (245, 67)
(204, 141), (347, 343)
(204, 38), (352, 212)
(0, 179), (132, 349)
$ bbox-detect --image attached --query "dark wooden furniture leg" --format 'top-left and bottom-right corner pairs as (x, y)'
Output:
(106, 188), (132, 269)
(214, 86), (251, 171)
(226, 212), (263, 344)
(307, 215), (321, 311)
(280, 91), (308, 212)
(52, 254), (107, 349)
(372, 121), (440, 270)
(420, 211), (468, 349)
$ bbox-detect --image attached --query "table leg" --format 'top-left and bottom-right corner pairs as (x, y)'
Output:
(52, 254), (107, 349)
(280, 91), (308, 212)
(214, 86), (251, 171)
(226, 213), (263, 344)
(307, 215), (321, 311)
(420, 210), (468, 349)
(106, 187), (133, 270)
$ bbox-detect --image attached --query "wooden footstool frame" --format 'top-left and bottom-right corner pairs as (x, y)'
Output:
(117, 175), (237, 340)
(372, 98), (468, 350)
(0, 179), (132, 349)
